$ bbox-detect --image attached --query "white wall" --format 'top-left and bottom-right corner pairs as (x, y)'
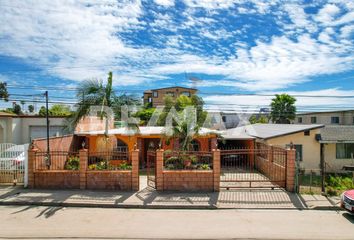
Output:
(324, 143), (354, 172)
(11, 117), (68, 144)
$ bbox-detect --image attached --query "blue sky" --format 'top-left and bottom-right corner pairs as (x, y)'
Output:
(0, 0), (353, 112)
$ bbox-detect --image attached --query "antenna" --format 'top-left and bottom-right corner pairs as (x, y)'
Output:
(185, 72), (202, 89)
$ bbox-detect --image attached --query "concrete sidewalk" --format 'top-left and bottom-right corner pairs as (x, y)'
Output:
(0, 186), (309, 209)
(300, 194), (341, 210)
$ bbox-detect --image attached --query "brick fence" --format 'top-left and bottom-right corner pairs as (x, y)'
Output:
(28, 148), (139, 191)
(155, 149), (220, 192)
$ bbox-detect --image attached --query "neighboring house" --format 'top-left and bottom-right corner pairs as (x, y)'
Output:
(206, 111), (241, 129)
(319, 126), (354, 172)
(295, 110), (354, 125)
(0, 112), (16, 143)
(0, 114), (70, 144)
(143, 86), (197, 107)
(222, 124), (325, 170)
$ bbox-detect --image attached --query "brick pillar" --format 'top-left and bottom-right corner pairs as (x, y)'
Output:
(156, 149), (164, 191)
(27, 148), (37, 188)
(286, 149), (296, 192)
(79, 149), (88, 190)
(210, 137), (217, 150)
(131, 149), (140, 191)
(213, 149), (220, 192)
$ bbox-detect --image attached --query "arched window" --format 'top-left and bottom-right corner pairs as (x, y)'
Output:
(190, 139), (200, 152)
(117, 139), (128, 152)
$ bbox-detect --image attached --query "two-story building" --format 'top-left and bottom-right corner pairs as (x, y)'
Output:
(143, 86), (197, 107)
(295, 110), (354, 125)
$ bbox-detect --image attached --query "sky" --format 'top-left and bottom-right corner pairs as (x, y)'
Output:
(0, 0), (353, 112)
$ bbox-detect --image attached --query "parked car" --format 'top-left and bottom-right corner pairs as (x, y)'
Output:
(340, 190), (354, 214)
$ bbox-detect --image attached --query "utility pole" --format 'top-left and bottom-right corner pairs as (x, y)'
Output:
(45, 91), (50, 168)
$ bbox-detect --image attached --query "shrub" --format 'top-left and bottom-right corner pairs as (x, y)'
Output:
(117, 161), (132, 170)
(197, 164), (211, 170)
(64, 156), (80, 170)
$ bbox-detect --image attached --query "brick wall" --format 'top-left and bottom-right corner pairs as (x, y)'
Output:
(163, 170), (214, 191)
(86, 171), (132, 190)
(28, 148), (140, 191)
(155, 149), (220, 192)
(255, 156), (286, 188)
(34, 171), (80, 189)
(33, 135), (75, 152)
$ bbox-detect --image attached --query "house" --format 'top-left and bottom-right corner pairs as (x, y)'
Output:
(319, 126), (354, 172)
(143, 86), (197, 107)
(74, 116), (218, 167)
(0, 113), (70, 144)
(222, 124), (325, 170)
(295, 110), (354, 125)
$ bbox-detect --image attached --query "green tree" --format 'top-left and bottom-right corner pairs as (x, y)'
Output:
(38, 106), (46, 116)
(0, 82), (9, 101)
(12, 103), (22, 115)
(157, 94), (207, 127)
(49, 104), (72, 116)
(28, 105), (34, 113)
(270, 94), (296, 124)
(20, 100), (25, 110)
(112, 93), (141, 120)
(249, 115), (269, 124)
(66, 72), (117, 132)
(134, 107), (156, 126)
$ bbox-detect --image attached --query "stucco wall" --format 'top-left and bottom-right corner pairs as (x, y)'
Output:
(11, 117), (67, 144)
(0, 117), (13, 143)
(323, 143), (354, 172)
(296, 111), (354, 125)
(264, 128), (322, 170)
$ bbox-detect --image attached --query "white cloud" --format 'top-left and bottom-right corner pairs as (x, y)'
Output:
(154, 0), (174, 7)
(0, 0), (144, 81)
(203, 88), (354, 112)
(315, 4), (341, 23)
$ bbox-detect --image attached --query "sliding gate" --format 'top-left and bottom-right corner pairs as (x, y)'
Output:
(220, 144), (287, 189)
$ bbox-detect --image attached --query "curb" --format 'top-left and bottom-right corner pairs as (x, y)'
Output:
(0, 201), (217, 210)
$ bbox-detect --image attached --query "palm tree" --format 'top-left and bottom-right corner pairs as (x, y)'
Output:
(66, 72), (115, 133)
(270, 94), (296, 124)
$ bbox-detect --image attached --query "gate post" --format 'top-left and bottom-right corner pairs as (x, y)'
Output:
(79, 149), (88, 190)
(213, 149), (220, 192)
(286, 148), (296, 192)
(27, 148), (37, 188)
(131, 149), (140, 191)
(156, 149), (164, 191)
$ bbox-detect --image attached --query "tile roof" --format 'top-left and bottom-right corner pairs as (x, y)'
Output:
(223, 124), (324, 140)
(320, 126), (354, 142)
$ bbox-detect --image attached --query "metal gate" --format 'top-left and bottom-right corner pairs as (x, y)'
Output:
(220, 144), (287, 189)
(0, 143), (29, 186)
(146, 150), (156, 189)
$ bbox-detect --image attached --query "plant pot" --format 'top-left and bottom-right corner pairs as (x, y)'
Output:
(184, 159), (192, 167)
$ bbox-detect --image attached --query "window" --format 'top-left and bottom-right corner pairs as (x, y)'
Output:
(331, 116), (340, 124)
(222, 116), (227, 122)
(311, 117), (317, 123)
(286, 144), (303, 161)
(153, 91), (158, 98)
(298, 117), (302, 123)
(181, 91), (190, 97)
(304, 130), (310, 136)
(116, 139), (128, 154)
(166, 91), (175, 97)
(148, 97), (152, 103)
(336, 143), (354, 159)
(189, 140), (200, 151)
